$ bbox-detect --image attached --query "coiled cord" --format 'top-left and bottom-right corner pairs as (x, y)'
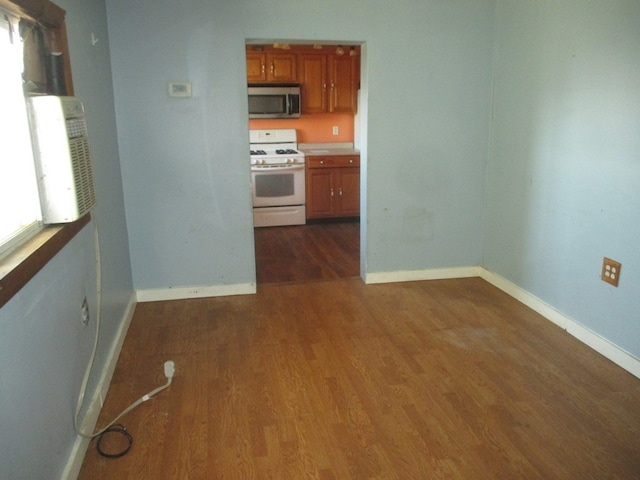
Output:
(73, 215), (174, 457)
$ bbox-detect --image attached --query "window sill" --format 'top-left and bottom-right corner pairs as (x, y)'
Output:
(0, 213), (90, 309)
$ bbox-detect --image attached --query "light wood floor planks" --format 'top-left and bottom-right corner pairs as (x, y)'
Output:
(78, 277), (640, 479)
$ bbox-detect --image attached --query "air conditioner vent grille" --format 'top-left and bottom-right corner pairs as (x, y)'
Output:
(69, 136), (96, 216)
(66, 117), (88, 139)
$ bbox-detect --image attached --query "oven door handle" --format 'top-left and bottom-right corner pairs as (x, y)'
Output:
(251, 164), (305, 172)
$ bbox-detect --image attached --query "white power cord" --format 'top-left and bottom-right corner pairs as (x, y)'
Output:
(74, 215), (175, 439)
(82, 360), (175, 439)
(73, 216), (103, 438)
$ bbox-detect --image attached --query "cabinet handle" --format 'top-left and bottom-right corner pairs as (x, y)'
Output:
(349, 159), (353, 163)
(330, 188), (334, 197)
(323, 82), (327, 90)
(339, 188), (343, 196)
(320, 160), (324, 164)
(270, 63), (275, 75)
(261, 63), (265, 74)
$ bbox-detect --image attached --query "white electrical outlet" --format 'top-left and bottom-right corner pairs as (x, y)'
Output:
(332, 125), (339, 135)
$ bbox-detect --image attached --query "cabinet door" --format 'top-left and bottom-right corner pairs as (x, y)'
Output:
(246, 52), (266, 83)
(336, 167), (360, 217)
(337, 167), (360, 216)
(246, 52), (297, 83)
(329, 54), (357, 113)
(298, 54), (327, 113)
(269, 53), (297, 82)
(306, 168), (334, 218)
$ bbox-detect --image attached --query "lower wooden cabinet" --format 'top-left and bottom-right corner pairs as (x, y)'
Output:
(306, 155), (360, 219)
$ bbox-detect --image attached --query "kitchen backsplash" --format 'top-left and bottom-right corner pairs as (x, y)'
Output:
(248, 113), (354, 143)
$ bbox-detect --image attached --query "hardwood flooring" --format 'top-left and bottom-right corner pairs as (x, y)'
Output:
(78, 277), (640, 479)
(254, 221), (360, 285)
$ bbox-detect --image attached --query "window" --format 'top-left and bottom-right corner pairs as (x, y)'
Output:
(0, 0), (89, 310)
(0, 9), (42, 257)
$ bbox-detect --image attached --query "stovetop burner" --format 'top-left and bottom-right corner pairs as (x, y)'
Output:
(249, 129), (305, 165)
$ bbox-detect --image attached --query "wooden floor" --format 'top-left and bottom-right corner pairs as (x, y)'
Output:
(254, 221), (360, 285)
(78, 277), (640, 479)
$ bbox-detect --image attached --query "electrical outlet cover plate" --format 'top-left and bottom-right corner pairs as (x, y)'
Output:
(601, 257), (621, 287)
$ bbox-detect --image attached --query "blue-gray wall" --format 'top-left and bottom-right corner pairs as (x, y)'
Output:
(485, 0), (640, 357)
(105, 0), (496, 290)
(105, 0), (639, 368)
(0, 0), (133, 477)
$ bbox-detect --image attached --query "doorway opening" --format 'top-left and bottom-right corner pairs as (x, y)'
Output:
(246, 41), (366, 285)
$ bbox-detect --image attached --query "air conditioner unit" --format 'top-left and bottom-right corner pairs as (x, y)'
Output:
(27, 96), (96, 224)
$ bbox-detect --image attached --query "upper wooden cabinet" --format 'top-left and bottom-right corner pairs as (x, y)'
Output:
(298, 54), (327, 113)
(298, 52), (358, 114)
(246, 51), (297, 83)
(328, 54), (358, 113)
(246, 45), (360, 114)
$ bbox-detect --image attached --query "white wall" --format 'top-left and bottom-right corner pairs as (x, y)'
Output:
(485, 0), (640, 357)
(0, 0), (133, 477)
(105, 0), (496, 291)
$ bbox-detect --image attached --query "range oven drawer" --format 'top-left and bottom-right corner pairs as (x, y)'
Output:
(253, 205), (306, 227)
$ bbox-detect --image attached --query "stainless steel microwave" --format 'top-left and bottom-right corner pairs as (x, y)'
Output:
(248, 85), (301, 119)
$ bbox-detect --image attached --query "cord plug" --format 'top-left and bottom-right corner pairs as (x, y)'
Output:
(164, 360), (176, 379)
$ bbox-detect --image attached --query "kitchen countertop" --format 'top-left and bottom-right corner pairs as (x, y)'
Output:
(298, 142), (360, 156)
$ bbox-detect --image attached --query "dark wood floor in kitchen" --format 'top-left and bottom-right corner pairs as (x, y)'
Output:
(254, 220), (360, 284)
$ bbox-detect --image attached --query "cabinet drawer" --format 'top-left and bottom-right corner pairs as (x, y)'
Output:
(307, 155), (360, 168)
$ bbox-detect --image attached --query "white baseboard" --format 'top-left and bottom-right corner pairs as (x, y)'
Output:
(479, 268), (640, 379)
(136, 282), (256, 302)
(60, 292), (137, 480)
(365, 266), (481, 284)
(479, 269), (570, 329)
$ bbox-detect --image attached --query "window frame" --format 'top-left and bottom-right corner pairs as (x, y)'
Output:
(0, 0), (90, 309)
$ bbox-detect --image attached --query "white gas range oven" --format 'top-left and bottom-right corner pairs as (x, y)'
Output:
(250, 129), (306, 227)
